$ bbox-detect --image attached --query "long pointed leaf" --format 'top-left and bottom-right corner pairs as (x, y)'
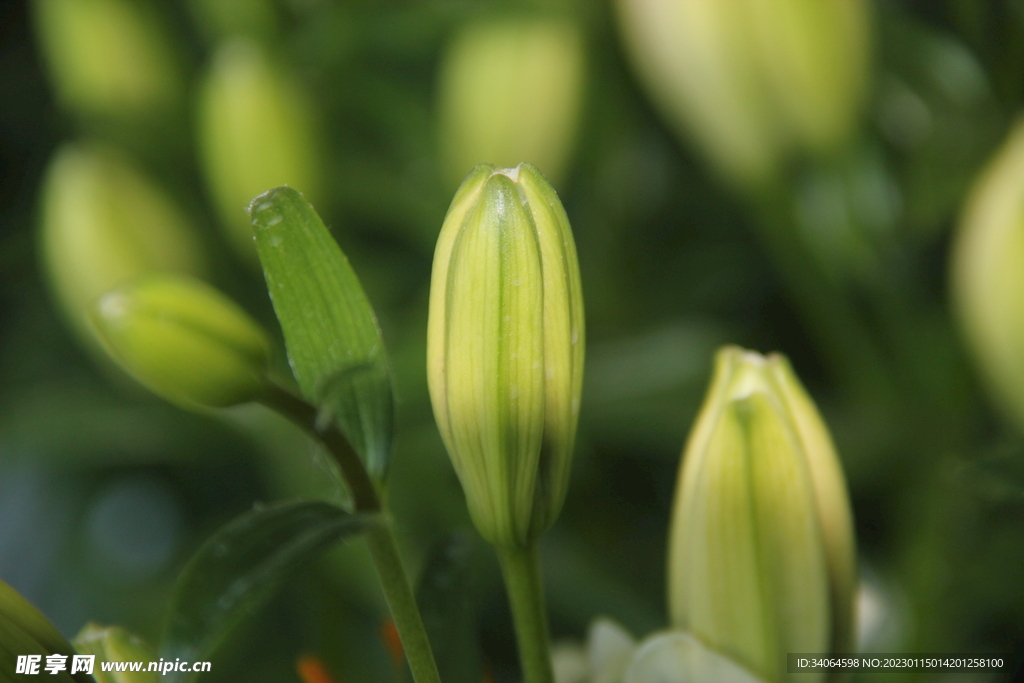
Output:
(0, 580), (93, 683)
(249, 187), (394, 479)
(160, 501), (372, 682)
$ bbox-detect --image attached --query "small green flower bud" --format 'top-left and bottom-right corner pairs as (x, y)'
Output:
(198, 39), (321, 257)
(616, 0), (870, 189)
(668, 347), (856, 683)
(32, 0), (181, 123)
(40, 143), (206, 349)
(73, 623), (158, 683)
(92, 275), (271, 409)
(951, 119), (1024, 431)
(427, 163), (585, 548)
(437, 18), (585, 188)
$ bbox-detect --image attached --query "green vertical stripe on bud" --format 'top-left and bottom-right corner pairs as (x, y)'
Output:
(427, 163), (584, 548)
(669, 347), (856, 683)
(437, 18), (585, 188)
(39, 143), (207, 350)
(951, 119), (1024, 431)
(91, 275), (270, 409)
(199, 39), (321, 257)
(74, 624), (158, 683)
(32, 0), (182, 123)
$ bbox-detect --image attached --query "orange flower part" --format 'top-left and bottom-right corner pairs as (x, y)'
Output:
(296, 653), (339, 683)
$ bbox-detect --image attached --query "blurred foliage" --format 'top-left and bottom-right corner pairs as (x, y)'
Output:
(2, 0), (1024, 682)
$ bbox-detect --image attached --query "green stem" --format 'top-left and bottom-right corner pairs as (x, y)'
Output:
(365, 524), (441, 683)
(260, 383), (379, 512)
(497, 544), (554, 683)
(259, 382), (442, 683)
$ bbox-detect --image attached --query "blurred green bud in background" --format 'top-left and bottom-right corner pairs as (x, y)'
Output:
(427, 163), (585, 548)
(951, 119), (1024, 431)
(437, 18), (585, 189)
(40, 143), (207, 349)
(32, 0), (182, 124)
(616, 0), (870, 190)
(73, 623), (158, 683)
(91, 275), (271, 409)
(668, 347), (856, 682)
(198, 39), (322, 258)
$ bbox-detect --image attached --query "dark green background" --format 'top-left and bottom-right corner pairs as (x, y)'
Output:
(2, 1), (1024, 681)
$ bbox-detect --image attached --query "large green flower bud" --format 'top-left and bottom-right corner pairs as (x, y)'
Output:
(198, 39), (321, 257)
(73, 623), (158, 683)
(668, 347), (856, 683)
(951, 119), (1024, 431)
(437, 18), (585, 189)
(616, 0), (870, 189)
(39, 143), (206, 349)
(427, 163), (585, 548)
(91, 275), (271, 409)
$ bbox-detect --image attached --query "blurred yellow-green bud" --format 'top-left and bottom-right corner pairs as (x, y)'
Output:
(952, 119), (1024, 431)
(427, 163), (585, 548)
(668, 347), (856, 682)
(91, 275), (271, 409)
(437, 18), (585, 189)
(32, 0), (181, 123)
(198, 39), (321, 257)
(40, 143), (206, 348)
(616, 0), (870, 189)
(73, 623), (158, 683)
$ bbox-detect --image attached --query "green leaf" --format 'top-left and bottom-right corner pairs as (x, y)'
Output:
(0, 617), (83, 683)
(249, 186), (394, 480)
(0, 580), (93, 683)
(160, 501), (372, 682)
(410, 532), (482, 683)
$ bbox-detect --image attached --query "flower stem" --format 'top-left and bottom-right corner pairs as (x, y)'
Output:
(497, 544), (554, 683)
(365, 523), (440, 683)
(259, 382), (442, 683)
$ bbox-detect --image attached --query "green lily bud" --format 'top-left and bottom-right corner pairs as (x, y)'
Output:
(437, 18), (585, 189)
(951, 119), (1024, 431)
(198, 39), (321, 257)
(668, 347), (856, 683)
(40, 143), (206, 349)
(616, 0), (870, 189)
(91, 275), (271, 409)
(73, 623), (158, 683)
(32, 0), (181, 123)
(427, 163), (585, 548)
